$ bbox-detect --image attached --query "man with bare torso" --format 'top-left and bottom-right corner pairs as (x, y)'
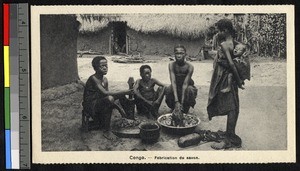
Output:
(134, 65), (165, 119)
(165, 45), (198, 117)
(82, 56), (133, 140)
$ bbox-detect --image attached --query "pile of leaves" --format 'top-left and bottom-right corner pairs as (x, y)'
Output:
(112, 118), (141, 129)
(160, 114), (199, 128)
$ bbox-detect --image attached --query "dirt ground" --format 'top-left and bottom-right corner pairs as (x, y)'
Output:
(42, 55), (287, 151)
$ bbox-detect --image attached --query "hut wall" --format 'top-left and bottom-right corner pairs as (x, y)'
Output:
(41, 15), (79, 90)
(127, 28), (205, 56)
(77, 27), (111, 54)
(77, 27), (205, 56)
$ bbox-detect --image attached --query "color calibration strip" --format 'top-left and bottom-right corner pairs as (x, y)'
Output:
(4, 3), (12, 169)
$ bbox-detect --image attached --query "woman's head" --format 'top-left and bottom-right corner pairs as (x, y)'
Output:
(215, 19), (236, 39)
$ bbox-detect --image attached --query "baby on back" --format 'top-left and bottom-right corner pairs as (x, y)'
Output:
(220, 43), (250, 93)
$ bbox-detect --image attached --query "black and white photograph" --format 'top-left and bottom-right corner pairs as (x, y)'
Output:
(31, 5), (295, 164)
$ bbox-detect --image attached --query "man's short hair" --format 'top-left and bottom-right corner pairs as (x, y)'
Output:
(92, 56), (107, 70)
(174, 44), (186, 52)
(139, 65), (152, 75)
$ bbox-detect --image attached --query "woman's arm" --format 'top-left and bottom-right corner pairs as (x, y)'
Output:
(221, 42), (244, 88)
(242, 45), (250, 58)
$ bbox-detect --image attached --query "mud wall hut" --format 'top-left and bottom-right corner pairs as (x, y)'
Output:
(41, 15), (80, 89)
(77, 14), (233, 57)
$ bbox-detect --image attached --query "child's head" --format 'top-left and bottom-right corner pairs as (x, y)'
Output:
(139, 65), (152, 81)
(92, 56), (108, 75)
(233, 43), (247, 57)
(174, 45), (186, 63)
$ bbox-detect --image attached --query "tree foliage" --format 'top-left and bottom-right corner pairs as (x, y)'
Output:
(234, 14), (286, 58)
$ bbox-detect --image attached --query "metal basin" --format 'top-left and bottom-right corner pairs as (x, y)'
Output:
(157, 113), (200, 135)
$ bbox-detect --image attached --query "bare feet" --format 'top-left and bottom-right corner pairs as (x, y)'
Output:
(238, 81), (245, 90)
(103, 130), (118, 141)
(216, 130), (227, 139)
(211, 140), (229, 150)
(211, 137), (242, 150)
(221, 87), (231, 93)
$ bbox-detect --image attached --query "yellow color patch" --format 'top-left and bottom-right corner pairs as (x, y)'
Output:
(4, 46), (10, 87)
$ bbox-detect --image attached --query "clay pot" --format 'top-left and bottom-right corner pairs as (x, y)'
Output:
(139, 122), (160, 144)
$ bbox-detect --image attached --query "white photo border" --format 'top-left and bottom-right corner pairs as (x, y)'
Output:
(31, 5), (295, 164)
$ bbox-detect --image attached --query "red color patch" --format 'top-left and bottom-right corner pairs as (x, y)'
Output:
(3, 4), (10, 46)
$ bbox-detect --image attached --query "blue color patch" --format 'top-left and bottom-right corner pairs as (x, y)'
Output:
(5, 130), (11, 169)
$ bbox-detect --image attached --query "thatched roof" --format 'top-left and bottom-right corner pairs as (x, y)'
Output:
(76, 14), (233, 39)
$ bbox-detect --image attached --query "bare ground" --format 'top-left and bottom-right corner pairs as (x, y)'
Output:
(42, 56), (287, 151)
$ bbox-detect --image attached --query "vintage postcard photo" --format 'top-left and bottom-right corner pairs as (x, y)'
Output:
(31, 5), (295, 163)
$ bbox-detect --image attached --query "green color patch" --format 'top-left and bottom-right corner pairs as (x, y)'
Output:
(5, 88), (10, 129)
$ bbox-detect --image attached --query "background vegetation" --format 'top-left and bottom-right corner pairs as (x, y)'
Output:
(234, 14), (286, 58)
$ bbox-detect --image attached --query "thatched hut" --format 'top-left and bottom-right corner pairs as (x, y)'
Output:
(77, 14), (233, 56)
(40, 14), (233, 89)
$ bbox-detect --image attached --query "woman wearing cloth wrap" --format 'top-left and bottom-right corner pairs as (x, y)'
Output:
(207, 19), (249, 149)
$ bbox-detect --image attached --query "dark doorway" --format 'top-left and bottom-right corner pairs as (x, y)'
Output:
(111, 22), (127, 55)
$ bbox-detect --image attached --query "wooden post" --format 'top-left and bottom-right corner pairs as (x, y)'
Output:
(257, 14), (261, 56)
(109, 35), (112, 55)
(243, 14), (248, 43)
(127, 77), (134, 100)
(278, 44), (281, 58)
(126, 77), (135, 119)
(126, 35), (129, 55)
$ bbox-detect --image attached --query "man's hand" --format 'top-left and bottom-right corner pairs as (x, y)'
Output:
(174, 101), (181, 112)
(153, 100), (160, 107)
(172, 102), (184, 127)
(145, 100), (153, 106)
(129, 89), (134, 95)
(125, 89), (134, 95)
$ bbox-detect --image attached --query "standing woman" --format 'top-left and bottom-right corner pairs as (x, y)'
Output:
(207, 19), (247, 149)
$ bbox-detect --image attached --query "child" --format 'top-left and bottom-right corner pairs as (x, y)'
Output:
(219, 43), (250, 93)
(82, 56), (133, 140)
(133, 65), (165, 119)
(165, 45), (198, 116)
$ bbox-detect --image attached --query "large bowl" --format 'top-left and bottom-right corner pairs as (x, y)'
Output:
(157, 113), (200, 135)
